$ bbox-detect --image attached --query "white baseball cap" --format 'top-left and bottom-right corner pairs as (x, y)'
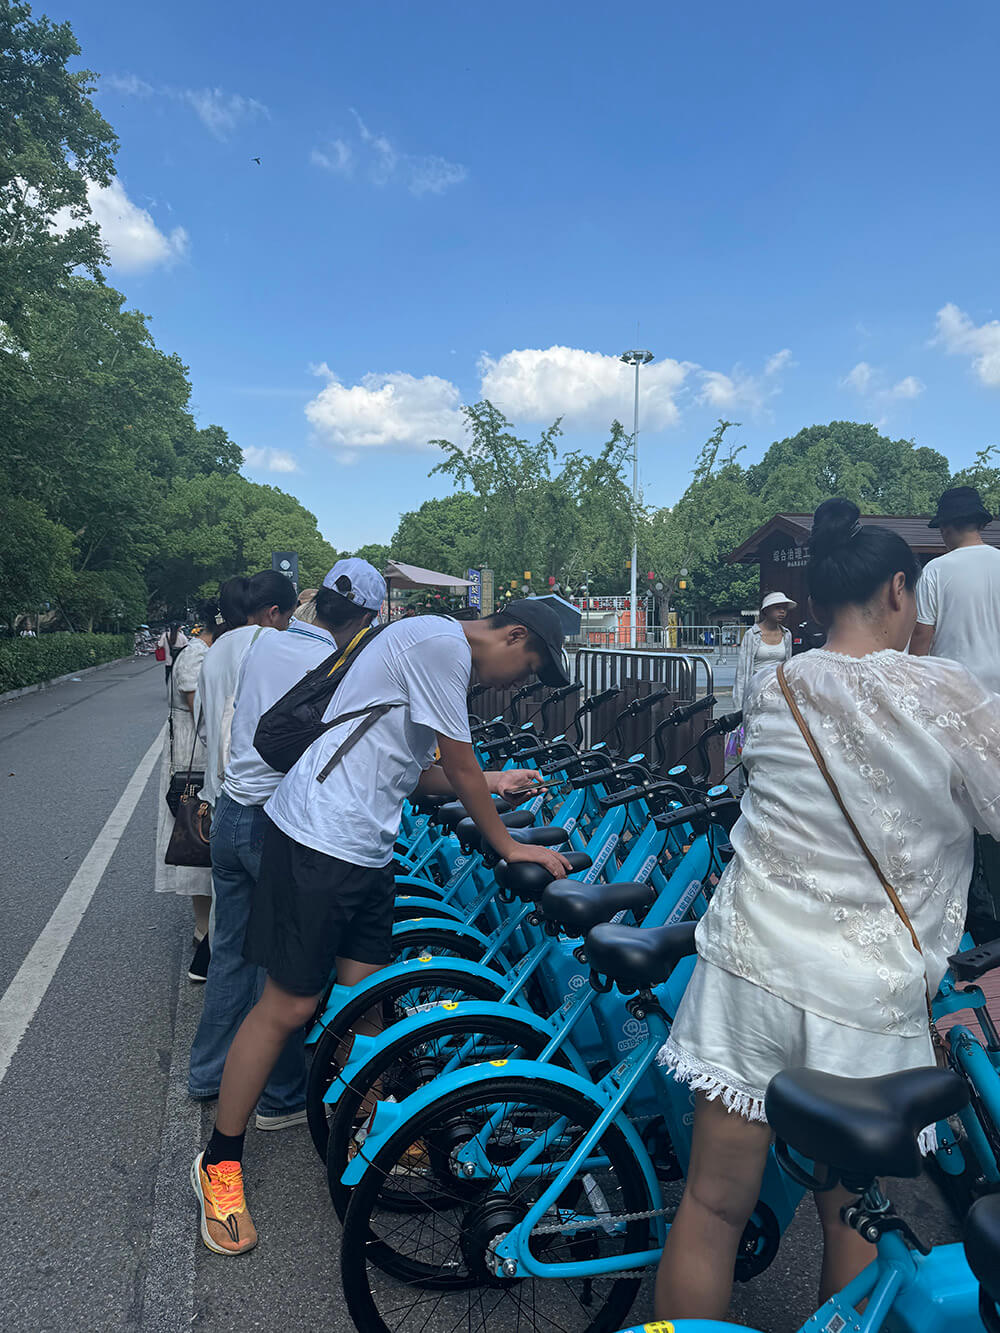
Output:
(322, 558), (387, 615)
(761, 591), (797, 612)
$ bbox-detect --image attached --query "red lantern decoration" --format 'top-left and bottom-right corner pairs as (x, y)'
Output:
(548, 575), (556, 587)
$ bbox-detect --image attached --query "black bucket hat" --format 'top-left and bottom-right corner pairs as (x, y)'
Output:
(928, 486), (994, 529)
(500, 599), (571, 687)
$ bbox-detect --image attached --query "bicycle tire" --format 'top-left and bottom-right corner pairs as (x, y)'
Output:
(389, 922), (496, 966)
(305, 965), (508, 1160)
(326, 1012), (574, 1219)
(340, 1074), (652, 1333)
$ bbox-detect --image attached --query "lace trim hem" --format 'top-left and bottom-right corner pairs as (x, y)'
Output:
(657, 1039), (768, 1124)
(658, 1042), (939, 1155)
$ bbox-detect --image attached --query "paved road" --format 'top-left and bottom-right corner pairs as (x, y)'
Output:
(0, 661), (959, 1333)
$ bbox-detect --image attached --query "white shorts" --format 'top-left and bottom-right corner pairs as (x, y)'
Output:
(659, 958), (938, 1149)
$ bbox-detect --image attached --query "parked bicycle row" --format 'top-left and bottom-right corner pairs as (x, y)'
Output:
(160, 499), (1000, 1333)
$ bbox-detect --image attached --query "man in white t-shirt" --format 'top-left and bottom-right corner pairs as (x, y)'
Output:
(192, 600), (573, 1255)
(912, 485), (1000, 946)
(188, 560), (387, 1125)
(911, 485), (1000, 692)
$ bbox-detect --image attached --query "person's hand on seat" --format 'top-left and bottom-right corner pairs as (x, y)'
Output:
(503, 840), (572, 879)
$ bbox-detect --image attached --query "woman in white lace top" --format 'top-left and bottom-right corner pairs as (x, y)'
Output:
(655, 498), (1000, 1323)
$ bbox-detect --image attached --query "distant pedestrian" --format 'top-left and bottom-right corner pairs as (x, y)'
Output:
(728, 593), (795, 792)
(155, 601), (218, 976)
(910, 485), (1000, 691)
(188, 560), (386, 1124)
(911, 485), (1000, 940)
(157, 623), (189, 686)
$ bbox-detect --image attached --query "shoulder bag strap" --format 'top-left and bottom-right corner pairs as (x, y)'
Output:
(776, 663), (937, 1031)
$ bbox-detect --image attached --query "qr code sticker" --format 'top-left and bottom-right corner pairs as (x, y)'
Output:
(823, 1316), (846, 1333)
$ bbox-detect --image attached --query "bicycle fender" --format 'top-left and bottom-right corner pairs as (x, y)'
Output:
(322, 1002), (571, 1107)
(342, 1058), (656, 1195)
(305, 955), (500, 1044)
(389, 918), (492, 948)
(393, 894), (465, 921)
(392, 874), (445, 893)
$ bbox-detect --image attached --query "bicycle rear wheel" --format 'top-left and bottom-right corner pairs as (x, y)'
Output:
(305, 965), (508, 1160)
(340, 1075), (652, 1333)
(326, 1012), (574, 1220)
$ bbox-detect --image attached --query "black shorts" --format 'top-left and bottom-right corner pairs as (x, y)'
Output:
(244, 817), (395, 996)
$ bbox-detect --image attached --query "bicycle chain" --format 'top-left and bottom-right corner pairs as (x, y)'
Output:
(525, 1202), (677, 1237)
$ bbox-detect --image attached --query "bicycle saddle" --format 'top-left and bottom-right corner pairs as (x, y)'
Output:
(585, 921), (698, 989)
(455, 816), (560, 853)
(434, 801), (469, 830)
(765, 1067), (969, 1182)
(965, 1194), (1000, 1308)
(494, 852), (592, 901)
(541, 880), (657, 937)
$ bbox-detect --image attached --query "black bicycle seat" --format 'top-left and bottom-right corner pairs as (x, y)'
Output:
(948, 937), (1000, 983)
(494, 851), (592, 901)
(456, 817), (560, 854)
(965, 1194), (1000, 1307)
(434, 801), (469, 830)
(765, 1067), (969, 1183)
(585, 921), (698, 989)
(541, 880), (657, 937)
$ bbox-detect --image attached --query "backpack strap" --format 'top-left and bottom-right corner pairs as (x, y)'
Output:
(314, 703), (399, 783)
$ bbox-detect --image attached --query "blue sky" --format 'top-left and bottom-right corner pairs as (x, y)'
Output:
(67, 0), (1000, 550)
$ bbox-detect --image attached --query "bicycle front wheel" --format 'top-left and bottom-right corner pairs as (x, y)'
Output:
(340, 1074), (653, 1333)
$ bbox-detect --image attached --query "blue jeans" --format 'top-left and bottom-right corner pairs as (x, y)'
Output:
(188, 791), (307, 1113)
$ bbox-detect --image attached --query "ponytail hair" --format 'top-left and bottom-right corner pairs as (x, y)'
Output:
(807, 499), (919, 616)
(217, 577), (251, 638)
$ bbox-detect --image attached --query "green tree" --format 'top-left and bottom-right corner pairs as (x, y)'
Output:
(351, 542), (391, 571)
(427, 401), (637, 591)
(150, 472), (340, 615)
(0, 1), (117, 338)
(0, 494), (72, 626)
(391, 494), (483, 574)
(951, 446), (1000, 514)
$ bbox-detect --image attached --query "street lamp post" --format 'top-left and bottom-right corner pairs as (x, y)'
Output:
(620, 349), (654, 648)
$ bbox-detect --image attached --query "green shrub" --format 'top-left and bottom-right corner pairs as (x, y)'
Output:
(0, 633), (133, 693)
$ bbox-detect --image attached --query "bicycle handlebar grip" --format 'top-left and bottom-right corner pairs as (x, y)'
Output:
(581, 687), (620, 713)
(548, 682), (583, 703)
(511, 680), (545, 704)
(628, 686), (671, 716)
(713, 709), (743, 734)
(673, 694), (716, 724)
(573, 770), (617, 790)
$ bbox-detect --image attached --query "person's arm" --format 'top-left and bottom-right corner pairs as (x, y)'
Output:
(417, 764), (541, 803)
(732, 632), (752, 709)
(183, 690), (196, 715)
(434, 735), (570, 876)
(909, 621), (934, 657)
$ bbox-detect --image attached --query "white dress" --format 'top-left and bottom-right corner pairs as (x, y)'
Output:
(661, 649), (1000, 1138)
(155, 636), (211, 898)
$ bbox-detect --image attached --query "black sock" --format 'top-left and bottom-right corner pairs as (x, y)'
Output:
(203, 1126), (245, 1169)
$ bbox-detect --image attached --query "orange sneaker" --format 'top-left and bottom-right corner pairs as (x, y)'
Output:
(190, 1152), (258, 1255)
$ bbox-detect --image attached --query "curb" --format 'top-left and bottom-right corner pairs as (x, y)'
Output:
(0, 654), (143, 707)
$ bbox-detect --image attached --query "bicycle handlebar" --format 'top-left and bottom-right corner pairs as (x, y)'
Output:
(653, 795), (741, 833)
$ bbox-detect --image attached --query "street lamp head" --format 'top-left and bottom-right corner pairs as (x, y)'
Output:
(620, 349), (654, 366)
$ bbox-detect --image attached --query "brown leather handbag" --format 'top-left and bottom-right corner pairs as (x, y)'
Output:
(164, 709), (212, 867)
(776, 663), (947, 1065)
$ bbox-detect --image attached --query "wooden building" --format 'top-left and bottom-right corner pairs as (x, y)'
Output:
(729, 512), (1000, 610)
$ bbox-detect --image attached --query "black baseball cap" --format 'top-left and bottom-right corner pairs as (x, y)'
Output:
(500, 598), (571, 687)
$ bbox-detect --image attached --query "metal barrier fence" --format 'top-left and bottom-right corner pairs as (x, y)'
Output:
(470, 648), (722, 780)
(569, 622), (744, 661)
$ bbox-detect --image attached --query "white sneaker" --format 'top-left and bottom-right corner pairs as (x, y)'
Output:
(254, 1108), (308, 1132)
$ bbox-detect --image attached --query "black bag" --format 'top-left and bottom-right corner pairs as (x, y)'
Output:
(164, 707), (212, 867)
(166, 709), (203, 816)
(253, 622), (395, 776)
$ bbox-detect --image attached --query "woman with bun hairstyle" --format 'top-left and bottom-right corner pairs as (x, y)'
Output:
(155, 599), (223, 975)
(654, 499), (1000, 1322)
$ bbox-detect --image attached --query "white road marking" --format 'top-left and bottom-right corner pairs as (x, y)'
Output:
(0, 724), (166, 1086)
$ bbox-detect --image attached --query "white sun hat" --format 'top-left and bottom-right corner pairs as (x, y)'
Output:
(761, 591), (797, 612)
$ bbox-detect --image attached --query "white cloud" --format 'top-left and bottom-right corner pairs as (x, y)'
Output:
(889, 375), (925, 400)
(842, 361), (875, 393)
(841, 361), (925, 402)
(242, 446), (300, 473)
(310, 140), (352, 174)
(306, 365), (465, 457)
(696, 366), (765, 411)
(181, 88), (268, 139)
(101, 74), (268, 140)
(933, 302), (1000, 387)
(311, 110), (467, 196)
(53, 178), (188, 272)
(764, 348), (793, 376)
(104, 73), (154, 96)
(478, 346), (692, 430)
